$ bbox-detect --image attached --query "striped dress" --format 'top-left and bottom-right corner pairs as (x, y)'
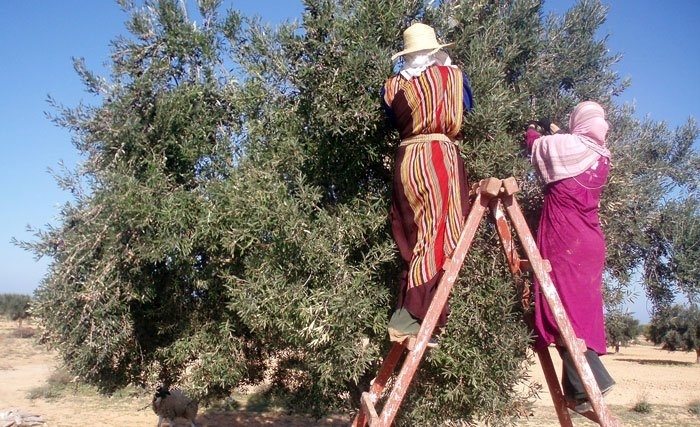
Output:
(381, 65), (472, 326)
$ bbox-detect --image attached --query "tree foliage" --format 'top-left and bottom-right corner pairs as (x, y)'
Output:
(14, 0), (699, 424)
(643, 197), (700, 308)
(0, 294), (32, 326)
(604, 310), (641, 349)
(646, 304), (700, 363)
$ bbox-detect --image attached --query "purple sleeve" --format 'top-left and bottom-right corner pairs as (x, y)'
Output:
(525, 128), (541, 153)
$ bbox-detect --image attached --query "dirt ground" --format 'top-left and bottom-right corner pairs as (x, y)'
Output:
(519, 343), (700, 426)
(1, 320), (699, 426)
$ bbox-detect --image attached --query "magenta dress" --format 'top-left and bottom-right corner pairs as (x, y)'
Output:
(533, 156), (611, 355)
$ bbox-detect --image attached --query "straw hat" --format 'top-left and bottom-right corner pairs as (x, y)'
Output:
(391, 23), (454, 60)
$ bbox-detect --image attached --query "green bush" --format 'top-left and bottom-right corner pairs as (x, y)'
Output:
(632, 399), (652, 414)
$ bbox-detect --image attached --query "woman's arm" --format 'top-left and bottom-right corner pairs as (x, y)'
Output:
(525, 125), (541, 153)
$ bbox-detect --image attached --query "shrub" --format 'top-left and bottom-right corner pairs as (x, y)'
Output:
(688, 399), (700, 416)
(11, 326), (35, 339)
(632, 398), (652, 414)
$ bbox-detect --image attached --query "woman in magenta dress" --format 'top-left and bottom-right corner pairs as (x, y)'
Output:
(381, 23), (473, 345)
(525, 101), (615, 404)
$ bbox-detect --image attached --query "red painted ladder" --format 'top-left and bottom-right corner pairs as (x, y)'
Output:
(351, 177), (620, 427)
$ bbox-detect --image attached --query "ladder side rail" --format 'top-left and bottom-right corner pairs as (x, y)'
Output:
(368, 342), (408, 402)
(489, 197), (523, 276)
(489, 198), (574, 426)
(501, 193), (619, 427)
(489, 199), (574, 426)
(536, 347), (575, 427)
(376, 186), (492, 426)
(351, 342), (406, 427)
(360, 392), (380, 426)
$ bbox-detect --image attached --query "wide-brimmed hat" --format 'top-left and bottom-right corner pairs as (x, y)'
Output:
(391, 23), (454, 60)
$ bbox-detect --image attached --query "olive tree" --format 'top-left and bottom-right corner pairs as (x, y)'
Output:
(604, 310), (641, 351)
(16, 0), (698, 424)
(647, 305), (700, 364)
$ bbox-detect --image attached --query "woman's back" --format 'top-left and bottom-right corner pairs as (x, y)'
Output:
(382, 65), (465, 139)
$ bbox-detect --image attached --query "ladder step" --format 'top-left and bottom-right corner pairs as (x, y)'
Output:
(518, 259), (551, 272)
(360, 392), (379, 425)
(566, 400), (601, 423)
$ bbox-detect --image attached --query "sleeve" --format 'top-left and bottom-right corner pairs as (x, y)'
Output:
(380, 85), (397, 127)
(462, 72), (474, 112)
(525, 127), (541, 153)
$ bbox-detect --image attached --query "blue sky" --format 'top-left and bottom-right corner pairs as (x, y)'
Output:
(1, 1), (698, 323)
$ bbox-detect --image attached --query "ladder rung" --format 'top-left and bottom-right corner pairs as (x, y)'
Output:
(566, 400), (600, 423)
(360, 392), (379, 426)
(518, 259), (551, 272)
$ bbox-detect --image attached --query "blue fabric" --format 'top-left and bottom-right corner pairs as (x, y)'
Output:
(462, 73), (474, 112)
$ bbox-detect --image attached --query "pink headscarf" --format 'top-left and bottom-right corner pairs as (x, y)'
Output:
(531, 101), (611, 184)
(569, 101), (609, 145)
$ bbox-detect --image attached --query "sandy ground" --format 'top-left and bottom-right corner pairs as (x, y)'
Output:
(518, 344), (700, 426)
(1, 320), (699, 426)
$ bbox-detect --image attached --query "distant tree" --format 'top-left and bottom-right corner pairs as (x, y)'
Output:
(13, 0), (699, 424)
(0, 294), (32, 328)
(646, 304), (700, 363)
(604, 310), (641, 352)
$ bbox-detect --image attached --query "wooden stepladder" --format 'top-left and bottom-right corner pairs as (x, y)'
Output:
(352, 177), (620, 427)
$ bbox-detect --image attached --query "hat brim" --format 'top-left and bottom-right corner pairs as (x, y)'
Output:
(391, 42), (454, 61)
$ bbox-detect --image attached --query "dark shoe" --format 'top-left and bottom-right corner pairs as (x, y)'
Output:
(567, 385), (613, 414)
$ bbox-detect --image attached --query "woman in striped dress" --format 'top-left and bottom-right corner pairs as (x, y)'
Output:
(381, 23), (474, 345)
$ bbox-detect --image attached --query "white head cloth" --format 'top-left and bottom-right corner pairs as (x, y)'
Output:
(399, 49), (453, 79)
